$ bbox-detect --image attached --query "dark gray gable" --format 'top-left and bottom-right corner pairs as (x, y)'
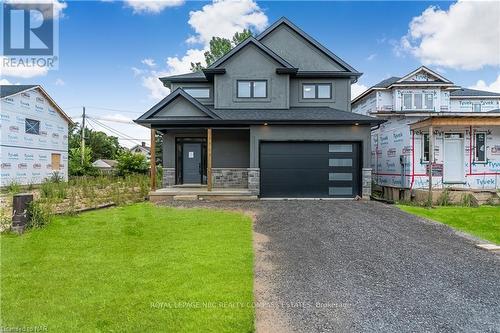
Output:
(0, 85), (37, 98)
(206, 36), (296, 70)
(136, 88), (220, 122)
(257, 17), (359, 73)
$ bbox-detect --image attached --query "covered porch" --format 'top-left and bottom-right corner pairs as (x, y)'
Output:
(148, 126), (260, 200)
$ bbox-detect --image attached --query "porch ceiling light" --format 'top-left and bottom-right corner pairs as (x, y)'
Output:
(354, 122), (359, 126)
(264, 122), (268, 126)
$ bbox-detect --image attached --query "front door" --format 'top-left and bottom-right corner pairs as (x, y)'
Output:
(182, 143), (202, 184)
(443, 133), (464, 183)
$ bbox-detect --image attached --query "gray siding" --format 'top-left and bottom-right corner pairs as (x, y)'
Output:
(162, 130), (249, 169)
(290, 78), (351, 111)
(214, 44), (289, 109)
(155, 97), (209, 117)
(213, 130), (250, 168)
(170, 82), (214, 105)
(260, 24), (345, 71)
(249, 125), (371, 168)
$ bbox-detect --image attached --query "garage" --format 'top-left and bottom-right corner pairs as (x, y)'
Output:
(260, 142), (361, 198)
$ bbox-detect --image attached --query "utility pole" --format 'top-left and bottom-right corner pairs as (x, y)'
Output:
(81, 106), (86, 163)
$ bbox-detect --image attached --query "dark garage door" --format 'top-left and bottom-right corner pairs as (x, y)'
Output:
(260, 142), (361, 198)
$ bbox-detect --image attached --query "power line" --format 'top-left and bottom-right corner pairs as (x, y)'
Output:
(87, 117), (144, 146)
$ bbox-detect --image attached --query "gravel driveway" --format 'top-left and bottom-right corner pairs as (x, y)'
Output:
(162, 200), (500, 333)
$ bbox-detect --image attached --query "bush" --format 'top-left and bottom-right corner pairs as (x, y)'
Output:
(5, 181), (21, 195)
(40, 179), (67, 201)
(116, 151), (149, 176)
(69, 146), (98, 176)
(27, 201), (51, 229)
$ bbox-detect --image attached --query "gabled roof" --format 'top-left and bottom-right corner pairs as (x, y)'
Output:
(396, 66), (452, 83)
(1, 84), (74, 125)
(135, 88), (221, 123)
(1, 85), (37, 98)
(450, 88), (500, 98)
(206, 36), (296, 70)
(256, 17), (360, 74)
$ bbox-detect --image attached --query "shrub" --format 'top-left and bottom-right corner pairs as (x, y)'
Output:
(461, 193), (474, 207)
(6, 181), (21, 195)
(40, 179), (67, 201)
(69, 146), (98, 176)
(437, 189), (451, 206)
(116, 151), (149, 176)
(27, 201), (51, 229)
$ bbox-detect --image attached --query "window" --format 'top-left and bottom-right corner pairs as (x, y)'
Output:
(473, 103), (481, 112)
(302, 83), (332, 99)
(25, 118), (40, 135)
(183, 88), (210, 98)
(424, 93), (434, 110)
(237, 80), (267, 98)
(475, 132), (486, 162)
(422, 133), (429, 162)
(403, 94), (412, 109)
(414, 93), (423, 109)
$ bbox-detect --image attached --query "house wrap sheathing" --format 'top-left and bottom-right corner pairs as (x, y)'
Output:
(1, 85), (73, 186)
(353, 66), (500, 191)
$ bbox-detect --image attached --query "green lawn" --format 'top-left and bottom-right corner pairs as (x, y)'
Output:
(398, 205), (500, 244)
(1, 203), (254, 332)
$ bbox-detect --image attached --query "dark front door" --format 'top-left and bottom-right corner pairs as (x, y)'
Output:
(260, 142), (361, 198)
(182, 143), (202, 184)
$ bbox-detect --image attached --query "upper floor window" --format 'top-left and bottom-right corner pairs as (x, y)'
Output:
(25, 118), (40, 135)
(424, 93), (434, 110)
(237, 80), (267, 98)
(303, 83), (332, 99)
(403, 93), (412, 109)
(184, 88), (210, 99)
(473, 103), (481, 112)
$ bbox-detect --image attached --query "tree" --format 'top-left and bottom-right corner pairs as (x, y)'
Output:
(190, 29), (253, 72)
(68, 123), (124, 161)
(68, 146), (97, 176)
(115, 151), (149, 176)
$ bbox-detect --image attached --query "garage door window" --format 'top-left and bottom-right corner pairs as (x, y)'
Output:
(329, 158), (353, 167)
(329, 172), (353, 181)
(329, 187), (353, 195)
(329, 144), (352, 152)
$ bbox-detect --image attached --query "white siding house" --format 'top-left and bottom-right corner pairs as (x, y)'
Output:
(1, 85), (74, 186)
(352, 66), (500, 191)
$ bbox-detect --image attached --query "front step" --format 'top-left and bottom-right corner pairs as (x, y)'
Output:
(471, 191), (500, 206)
(173, 195), (199, 201)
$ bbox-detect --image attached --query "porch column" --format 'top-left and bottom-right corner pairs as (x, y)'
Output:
(207, 128), (213, 191)
(150, 128), (157, 191)
(428, 125), (433, 205)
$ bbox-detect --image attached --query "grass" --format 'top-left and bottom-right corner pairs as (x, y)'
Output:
(398, 205), (500, 244)
(1, 203), (254, 332)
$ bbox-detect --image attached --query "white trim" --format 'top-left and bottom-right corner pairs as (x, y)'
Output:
(397, 66), (452, 84)
(443, 132), (465, 183)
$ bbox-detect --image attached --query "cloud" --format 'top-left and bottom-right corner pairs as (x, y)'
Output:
(0, 79), (17, 85)
(366, 53), (376, 61)
(0, 57), (49, 78)
(351, 82), (368, 100)
(124, 0), (184, 14)
(136, 0), (268, 100)
(399, 0), (500, 70)
(55, 78), (65, 86)
(141, 58), (156, 67)
(6, 0), (67, 19)
(186, 0), (268, 45)
(469, 75), (500, 93)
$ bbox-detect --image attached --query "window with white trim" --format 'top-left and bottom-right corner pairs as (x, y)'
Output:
(424, 93), (434, 110)
(475, 132), (486, 162)
(403, 93), (412, 109)
(473, 103), (481, 112)
(421, 133), (429, 162)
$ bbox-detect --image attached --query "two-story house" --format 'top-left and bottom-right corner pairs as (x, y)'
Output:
(352, 66), (500, 192)
(136, 17), (382, 199)
(1, 85), (73, 186)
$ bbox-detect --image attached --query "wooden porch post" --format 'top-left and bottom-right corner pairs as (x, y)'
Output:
(207, 128), (213, 191)
(427, 125), (433, 206)
(150, 128), (157, 191)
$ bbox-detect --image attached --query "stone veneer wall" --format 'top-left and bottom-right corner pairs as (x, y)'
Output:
(247, 168), (260, 195)
(362, 168), (372, 199)
(163, 168), (175, 187)
(212, 168), (248, 188)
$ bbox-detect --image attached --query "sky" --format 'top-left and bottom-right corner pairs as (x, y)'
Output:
(2, 0), (499, 147)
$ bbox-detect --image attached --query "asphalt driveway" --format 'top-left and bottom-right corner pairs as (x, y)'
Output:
(163, 200), (500, 333)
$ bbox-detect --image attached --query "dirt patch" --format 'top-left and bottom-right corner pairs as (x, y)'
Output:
(253, 230), (292, 333)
